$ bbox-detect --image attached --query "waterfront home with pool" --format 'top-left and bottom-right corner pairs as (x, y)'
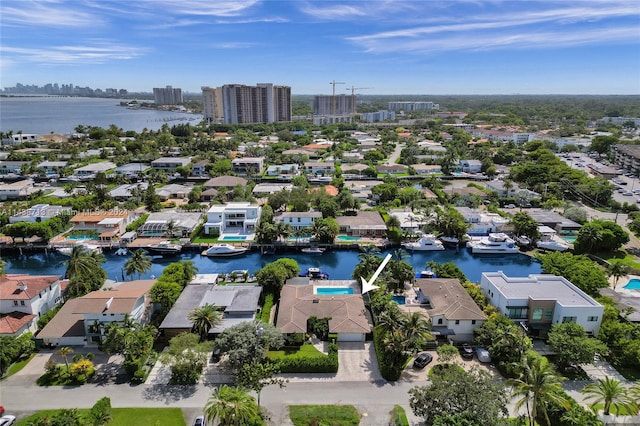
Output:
(336, 211), (387, 238)
(69, 210), (136, 242)
(203, 202), (261, 237)
(276, 278), (373, 342)
(275, 211), (322, 230)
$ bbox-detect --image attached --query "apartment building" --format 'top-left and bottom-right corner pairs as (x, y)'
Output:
(203, 83), (291, 124)
(388, 101), (439, 111)
(153, 86), (183, 105)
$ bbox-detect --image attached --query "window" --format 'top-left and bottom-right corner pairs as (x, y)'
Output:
(532, 308), (543, 321)
(562, 316), (577, 323)
(471, 320), (476, 325)
(544, 309), (553, 320)
(13, 300), (18, 306)
(588, 316), (599, 322)
(39, 293), (42, 299)
(20, 301), (25, 306)
(437, 318), (443, 325)
(455, 320), (460, 325)
(508, 307), (528, 320)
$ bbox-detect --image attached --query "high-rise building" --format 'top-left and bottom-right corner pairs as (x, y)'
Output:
(202, 83), (291, 124)
(153, 86), (183, 105)
(387, 101), (439, 112)
(313, 94), (351, 115)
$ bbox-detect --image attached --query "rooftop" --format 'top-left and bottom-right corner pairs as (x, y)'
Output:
(0, 274), (61, 301)
(416, 278), (487, 321)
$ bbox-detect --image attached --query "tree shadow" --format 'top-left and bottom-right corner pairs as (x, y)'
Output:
(142, 384), (198, 403)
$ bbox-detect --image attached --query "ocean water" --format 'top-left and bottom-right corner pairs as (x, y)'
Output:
(0, 96), (202, 134)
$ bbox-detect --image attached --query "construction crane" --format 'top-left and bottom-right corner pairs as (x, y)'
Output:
(347, 86), (372, 114)
(329, 80), (345, 115)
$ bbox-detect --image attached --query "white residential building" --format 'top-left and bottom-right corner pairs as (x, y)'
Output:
(151, 157), (192, 172)
(480, 272), (604, 336)
(204, 202), (261, 235)
(275, 211), (322, 229)
(73, 161), (117, 177)
(0, 180), (35, 200)
(9, 204), (72, 223)
(455, 207), (509, 236)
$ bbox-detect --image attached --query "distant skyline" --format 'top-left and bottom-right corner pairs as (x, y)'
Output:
(1, 1), (639, 95)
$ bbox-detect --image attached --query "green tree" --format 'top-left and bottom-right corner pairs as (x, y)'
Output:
(149, 280), (182, 313)
(409, 367), (508, 426)
(474, 314), (532, 366)
(236, 362), (287, 407)
(161, 332), (211, 385)
(510, 212), (540, 241)
(64, 245), (105, 281)
(507, 353), (570, 426)
(607, 259), (631, 289)
(574, 220), (629, 254)
(204, 385), (260, 426)
(436, 344), (459, 364)
(547, 322), (607, 371)
(123, 249), (152, 280)
(188, 303), (222, 340)
(214, 321), (284, 372)
(89, 396), (112, 426)
(56, 346), (73, 371)
(255, 258), (299, 296)
(538, 252), (609, 297)
(581, 376), (637, 416)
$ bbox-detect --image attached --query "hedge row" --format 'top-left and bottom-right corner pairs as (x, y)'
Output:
(373, 327), (405, 381)
(272, 344), (338, 373)
(261, 294), (274, 323)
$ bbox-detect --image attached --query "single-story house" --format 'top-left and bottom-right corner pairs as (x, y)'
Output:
(108, 183), (149, 201)
(151, 157), (192, 172)
(203, 175), (248, 190)
(155, 183), (192, 200)
(9, 204), (72, 224)
(336, 211), (387, 237)
(137, 211), (203, 237)
(36, 161), (68, 175)
(413, 164), (442, 175)
(114, 163), (150, 177)
(73, 161), (117, 177)
(0, 180), (36, 200)
(276, 279), (373, 342)
(459, 160), (483, 173)
(375, 164), (408, 174)
(266, 164), (299, 177)
(252, 183), (294, 196)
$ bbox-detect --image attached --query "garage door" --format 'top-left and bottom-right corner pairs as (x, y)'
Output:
(337, 333), (365, 342)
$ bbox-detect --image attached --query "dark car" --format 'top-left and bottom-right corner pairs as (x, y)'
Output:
(413, 352), (433, 369)
(193, 416), (206, 426)
(461, 343), (474, 359)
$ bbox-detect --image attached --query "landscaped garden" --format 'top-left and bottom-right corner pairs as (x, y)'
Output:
(266, 342), (338, 373)
(15, 407), (186, 426)
(289, 405), (360, 426)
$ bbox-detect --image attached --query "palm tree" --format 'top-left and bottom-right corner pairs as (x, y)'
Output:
(124, 249), (152, 280)
(376, 307), (406, 336)
(503, 178), (514, 198)
(204, 385), (259, 426)
(401, 312), (432, 349)
(188, 304), (222, 340)
(578, 225), (603, 253)
(386, 215), (401, 230)
(507, 353), (570, 426)
(65, 245), (100, 280)
(607, 260), (630, 289)
(56, 346), (74, 371)
(581, 376), (636, 416)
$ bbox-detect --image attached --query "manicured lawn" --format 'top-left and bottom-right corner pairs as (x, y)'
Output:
(192, 236), (220, 244)
(597, 251), (640, 269)
(289, 405), (360, 426)
(16, 408), (186, 426)
(390, 405), (409, 426)
(267, 344), (325, 360)
(588, 403), (637, 416)
(3, 353), (36, 379)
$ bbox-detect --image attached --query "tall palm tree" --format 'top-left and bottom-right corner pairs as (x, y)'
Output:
(507, 354), (570, 426)
(123, 249), (152, 280)
(401, 312), (432, 349)
(386, 215), (401, 230)
(607, 260), (630, 289)
(56, 346), (74, 371)
(204, 385), (259, 426)
(65, 245), (101, 280)
(581, 377), (636, 416)
(376, 307), (406, 336)
(188, 304), (222, 340)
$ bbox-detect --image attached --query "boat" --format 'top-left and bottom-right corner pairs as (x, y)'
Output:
(301, 247), (325, 254)
(57, 242), (102, 256)
(536, 240), (570, 252)
(439, 235), (461, 247)
(466, 233), (520, 254)
(516, 236), (531, 247)
(299, 267), (329, 280)
(202, 244), (249, 257)
(145, 241), (183, 255)
(115, 248), (129, 256)
(402, 234), (445, 251)
(416, 269), (437, 278)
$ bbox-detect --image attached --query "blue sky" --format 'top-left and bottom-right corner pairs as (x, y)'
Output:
(1, 0), (639, 95)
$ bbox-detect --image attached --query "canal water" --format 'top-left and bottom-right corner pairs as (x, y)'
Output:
(3, 248), (541, 283)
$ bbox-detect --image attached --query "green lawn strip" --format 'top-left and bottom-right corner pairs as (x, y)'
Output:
(3, 353), (36, 379)
(289, 405), (360, 426)
(192, 236), (220, 244)
(390, 405), (409, 426)
(588, 403), (637, 416)
(596, 251), (640, 269)
(16, 408), (186, 426)
(267, 344), (325, 360)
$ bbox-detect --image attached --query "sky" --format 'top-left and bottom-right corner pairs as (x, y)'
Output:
(1, 0), (639, 95)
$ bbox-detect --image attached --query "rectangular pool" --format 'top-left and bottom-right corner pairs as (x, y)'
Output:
(315, 287), (354, 295)
(337, 235), (361, 242)
(392, 295), (406, 305)
(220, 235), (247, 241)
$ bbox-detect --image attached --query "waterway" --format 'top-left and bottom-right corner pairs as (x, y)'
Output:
(0, 96), (203, 134)
(3, 248), (541, 283)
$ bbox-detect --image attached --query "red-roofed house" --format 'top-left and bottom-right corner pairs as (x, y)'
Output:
(0, 274), (65, 336)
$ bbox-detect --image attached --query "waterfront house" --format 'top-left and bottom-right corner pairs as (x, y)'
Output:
(36, 161), (67, 175)
(523, 209), (582, 235)
(0, 180), (35, 200)
(137, 211), (203, 238)
(154, 183), (192, 200)
(459, 159), (483, 173)
(231, 157), (264, 175)
(304, 162), (335, 176)
(108, 182), (149, 201)
(275, 211), (322, 229)
(276, 279), (373, 342)
(480, 271), (604, 336)
(203, 175), (248, 189)
(406, 278), (487, 343)
(70, 210), (135, 241)
(0, 274), (65, 336)
(443, 186), (488, 200)
(336, 211), (387, 237)
(341, 152), (364, 163)
(37, 280), (155, 346)
(412, 164), (442, 175)
(73, 161), (117, 177)
(114, 163), (150, 177)
(151, 156), (192, 172)
(341, 164), (369, 175)
(266, 163), (299, 177)
(203, 202), (261, 235)
(159, 276), (261, 341)
(9, 204), (72, 224)
(0, 161), (28, 176)
(375, 164), (408, 175)
(485, 180), (540, 200)
(252, 183), (294, 196)
(455, 207), (509, 236)
(190, 160), (210, 176)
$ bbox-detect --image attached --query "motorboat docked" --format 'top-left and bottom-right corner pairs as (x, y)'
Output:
(536, 239), (570, 252)
(299, 267), (329, 280)
(301, 247), (325, 254)
(515, 236), (531, 247)
(145, 241), (183, 255)
(438, 235), (465, 247)
(114, 248), (129, 256)
(416, 269), (437, 278)
(466, 233), (520, 254)
(402, 234), (445, 251)
(57, 242), (102, 256)
(202, 243), (249, 257)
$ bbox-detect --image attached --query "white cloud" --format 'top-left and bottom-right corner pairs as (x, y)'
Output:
(148, 0), (260, 17)
(1, 0), (98, 27)
(1, 41), (147, 64)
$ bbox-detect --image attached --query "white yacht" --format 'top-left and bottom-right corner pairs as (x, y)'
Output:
(57, 242), (102, 256)
(402, 234), (445, 251)
(301, 247), (325, 254)
(146, 241), (182, 255)
(202, 244), (249, 257)
(466, 233), (520, 254)
(536, 239), (569, 252)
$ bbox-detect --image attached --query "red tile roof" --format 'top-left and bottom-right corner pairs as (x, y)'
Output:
(0, 312), (35, 334)
(0, 274), (61, 300)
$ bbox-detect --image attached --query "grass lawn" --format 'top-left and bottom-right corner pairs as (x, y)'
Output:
(3, 353), (36, 379)
(289, 405), (360, 426)
(390, 405), (409, 426)
(588, 403), (638, 416)
(16, 408), (186, 426)
(597, 251), (640, 269)
(192, 236), (220, 244)
(267, 344), (325, 361)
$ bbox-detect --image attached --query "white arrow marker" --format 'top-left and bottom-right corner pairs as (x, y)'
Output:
(361, 253), (392, 294)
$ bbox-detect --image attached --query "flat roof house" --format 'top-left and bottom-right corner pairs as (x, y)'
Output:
(480, 271), (604, 336)
(275, 211), (322, 229)
(151, 157), (192, 172)
(9, 204), (72, 224)
(204, 202), (261, 235)
(70, 210), (135, 241)
(137, 211), (203, 238)
(73, 161), (117, 177)
(231, 157), (265, 175)
(336, 211), (387, 237)
(0, 180), (35, 201)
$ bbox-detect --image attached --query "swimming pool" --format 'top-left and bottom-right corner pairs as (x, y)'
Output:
(219, 235), (247, 241)
(561, 236), (577, 243)
(624, 278), (640, 290)
(337, 235), (361, 242)
(392, 295), (406, 305)
(67, 235), (97, 240)
(315, 287), (354, 295)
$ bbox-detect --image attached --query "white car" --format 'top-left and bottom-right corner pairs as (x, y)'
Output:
(623, 191), (633, 196)
(0, 415), (16, 426)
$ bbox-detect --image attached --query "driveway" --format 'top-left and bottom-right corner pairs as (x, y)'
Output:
(400, 350), (499, 382)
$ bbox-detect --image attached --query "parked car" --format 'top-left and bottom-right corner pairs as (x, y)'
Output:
(193, 416), (206, 426)
(413, 352), (433, 369)
(476, 347), (492, 363)
(0, 415), (16, 426)
(461, 343), (474, 359)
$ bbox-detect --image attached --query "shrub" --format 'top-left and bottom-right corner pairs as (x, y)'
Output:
(89, 396), (112, 426)
(126, 213), (149, 232)
(373, 327), (405, 381)
(123, 359), (141, 377)
(267, 344), (338, 373)
(69, 359), (95, 384)
(132, 368), (146, 383)
(390, 405), (409, 426)
(261, 293), (274, 323)
(37, 305), (62, 331)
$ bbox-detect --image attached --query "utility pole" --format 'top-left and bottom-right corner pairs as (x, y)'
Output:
(329, 80), (345, 115)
